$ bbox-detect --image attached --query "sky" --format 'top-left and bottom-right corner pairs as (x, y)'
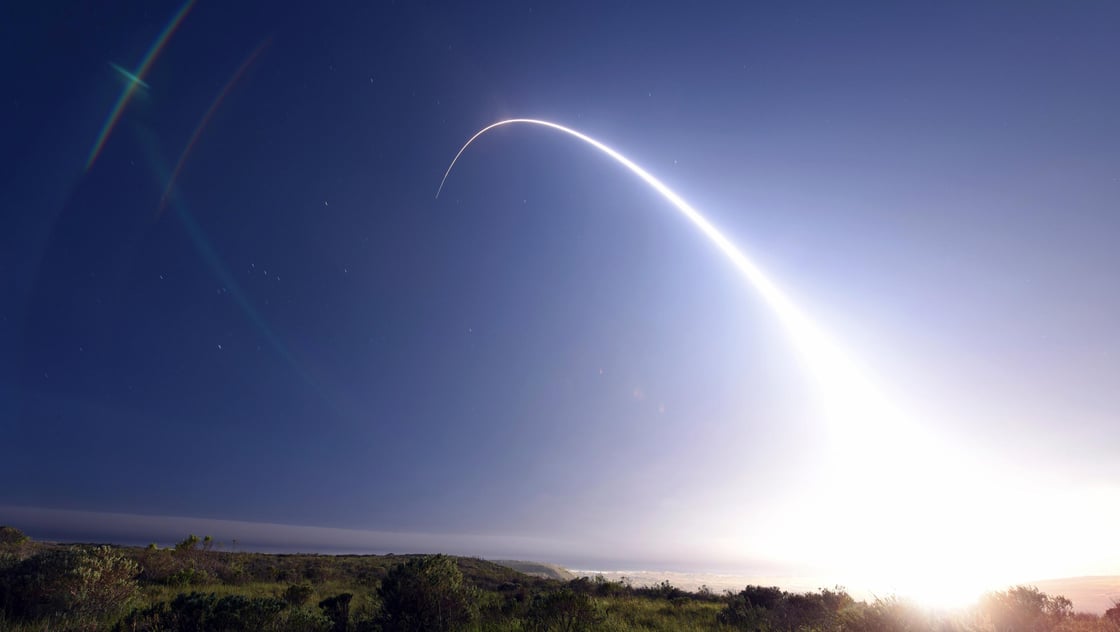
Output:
(2, 0), (1119, 607)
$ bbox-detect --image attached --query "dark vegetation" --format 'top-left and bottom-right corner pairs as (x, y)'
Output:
(1, 526), (1118, 631)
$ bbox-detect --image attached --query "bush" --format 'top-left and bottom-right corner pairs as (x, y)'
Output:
(980, 585), (1073, 632)
(115, 592), (287, 632)
(0, 527), (28, 547)
(211, 594), (287, 631)
(318, 593), (353, 632)
(841, 596), (933, 632)
(0, 545), (139, 624)
(525, 587), (605, 632)
(1106, 603), (1120, 625)
(718, 584), (852, 631)
(376, 555), (479, 631)
(281, 605), (333, 632)
(283, 582), (314, 606)
(718, 585), (786, 628)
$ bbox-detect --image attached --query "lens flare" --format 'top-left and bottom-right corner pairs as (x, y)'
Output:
(134, 125), (337, 416)
(156, 39), (272, 219)
(85, 0), (195, 171)
(109, 62), (150, 90)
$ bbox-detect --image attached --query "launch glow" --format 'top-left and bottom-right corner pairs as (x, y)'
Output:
(435, 119), (1045, 607)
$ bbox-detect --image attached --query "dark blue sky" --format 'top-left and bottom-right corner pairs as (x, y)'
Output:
(3, 1), (1119, 593)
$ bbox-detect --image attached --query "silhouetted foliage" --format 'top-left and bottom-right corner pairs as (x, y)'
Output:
(283, 581), (314, 606)
(175, 534), (201, 553)
(637, 579), (688, 601)
(318, 592), (352, 632)
(718, 584), (854, 631)
(0, 527), (29, 547)
(525, 586), (605, 632)
(840, 595), (936, 632)
(282, 605), (333, 632)
(585, 574), (629, 598)
(1106, 602), (1120, 625)
(0, 545), (138, 624)
(718, 584), (787, 628)
(115, 591), (286, 632)
(981, 585), (1074, 632)
(376, 554), (478, 631)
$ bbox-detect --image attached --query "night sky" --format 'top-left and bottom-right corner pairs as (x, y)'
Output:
(3, 1), (1119, 602)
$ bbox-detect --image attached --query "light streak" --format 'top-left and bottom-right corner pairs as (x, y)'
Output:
(437, 119), (894, 432)
(436, 119), (971, 594)
(156, 39), (271, 219)
(85, 0), (195, 171)
(109, 62), (150, 90)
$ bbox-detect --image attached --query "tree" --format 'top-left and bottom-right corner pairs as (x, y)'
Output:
(376, 555), (479, 632)
(175, 534), (201, 552)
(0, 526), (29, 547)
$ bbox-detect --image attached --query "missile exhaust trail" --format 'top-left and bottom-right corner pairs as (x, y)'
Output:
(434, 120), (994, 588)
(436, 118), (893, 429)
(437, 120), (1070, 595)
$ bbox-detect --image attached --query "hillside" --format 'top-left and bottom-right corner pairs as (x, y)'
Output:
(490, 559), (576, 581)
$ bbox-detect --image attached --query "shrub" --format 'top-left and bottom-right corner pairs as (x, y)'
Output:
(841, 596), (933, 632)
(281, 605), (333, 632)
(718, 584), (852, 631)
(0, 527), (28, 547)
(1106, 602), (1120, 625)
(318, 593), (353, 632)
(980, 585), (1073, 632)
(115, 592), (287, 632)
(376, 555), (479, 631)
(210, 594), (287, 631)
(525, 587), (605, 632)
(0, 545), (139, 624)
(717, 585), (786, 628)
(283, 582), (314, 606)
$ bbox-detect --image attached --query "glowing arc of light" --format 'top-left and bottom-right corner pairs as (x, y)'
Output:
(439, 121), (1120, 602)
(157, 39), (271, 218)
(436, 118), (966, 594)
(86, 0), (195, 171)
(437, 119), (890, 424)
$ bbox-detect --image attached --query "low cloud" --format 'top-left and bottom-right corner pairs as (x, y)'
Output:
(0, 505), (567, 560)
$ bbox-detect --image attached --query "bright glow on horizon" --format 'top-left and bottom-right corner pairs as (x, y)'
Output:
(437, 119), (1120, 603)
